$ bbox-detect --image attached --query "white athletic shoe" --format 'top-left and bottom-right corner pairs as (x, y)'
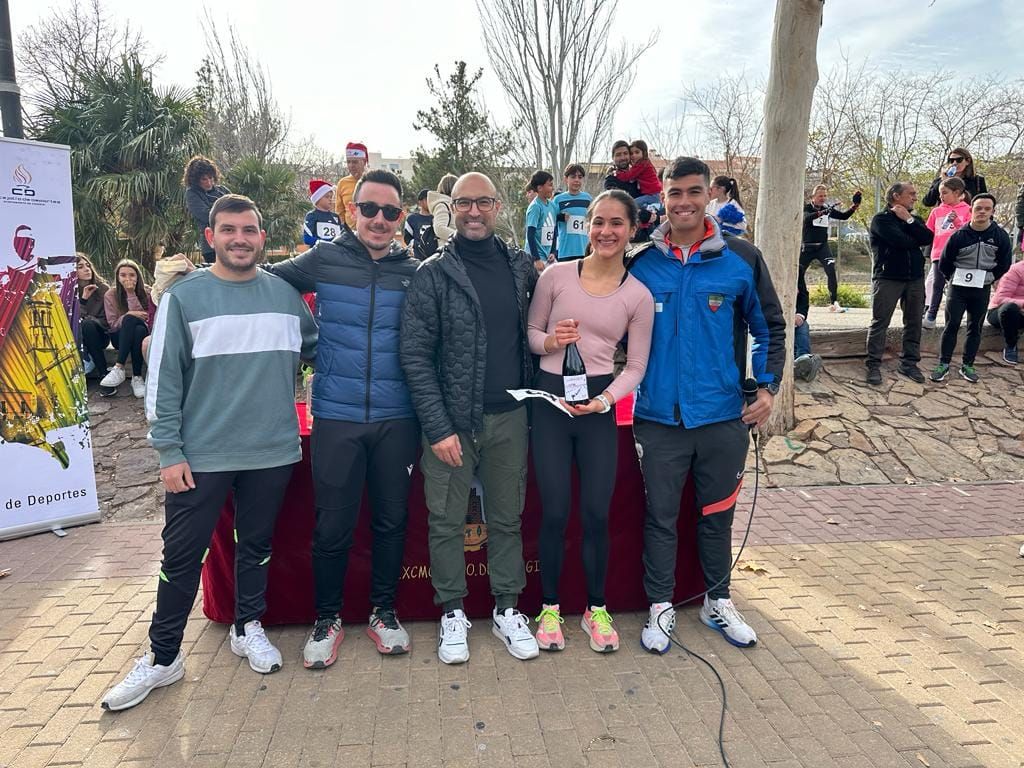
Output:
(367, 607), (410, 655)
(700, 596), (758, 648)
(99, 366), (126, 388)
(491, 607), (539, 660)
(641, 602), (676, 654)
(131, 376), (146, 399)
(101, 651), (184, 711)
(229, 621), (282, 673)
(438, 609), (471, 665)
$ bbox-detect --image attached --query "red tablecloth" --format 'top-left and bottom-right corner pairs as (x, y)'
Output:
(201, 402), (703, 624)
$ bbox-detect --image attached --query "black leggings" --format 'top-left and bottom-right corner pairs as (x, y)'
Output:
(80, 316), (111, 376)
(531, 371), (618, 608)
(798, 243), (838, 305)
(926, 261), (947, 318)
(113, 314), (148, 376)
(149, 464), (294, 666)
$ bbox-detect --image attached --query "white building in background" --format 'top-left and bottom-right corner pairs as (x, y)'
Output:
(369, 152), (415, 180)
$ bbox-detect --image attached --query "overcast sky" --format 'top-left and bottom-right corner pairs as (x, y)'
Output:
(10, 1), (1023, 160)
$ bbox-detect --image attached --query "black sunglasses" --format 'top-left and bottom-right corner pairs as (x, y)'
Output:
(355, 201), (403, 221)
(947, 156), (965, 163)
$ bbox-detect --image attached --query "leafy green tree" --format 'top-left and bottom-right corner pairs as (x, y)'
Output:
(411, 61), (515, 194)
(225, 156), (307, 251)
(33, 56), (208, 275)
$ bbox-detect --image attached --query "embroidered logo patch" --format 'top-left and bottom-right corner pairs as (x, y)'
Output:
(707, 293), (724, 312)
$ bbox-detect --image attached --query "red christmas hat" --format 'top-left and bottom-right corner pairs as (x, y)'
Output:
(345, 142), (368, 159)
(309, 179), (334, 204)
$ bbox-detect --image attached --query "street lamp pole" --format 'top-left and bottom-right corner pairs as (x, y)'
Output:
(0, 0), (24, 139)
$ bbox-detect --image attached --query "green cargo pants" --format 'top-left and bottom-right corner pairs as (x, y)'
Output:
(420, 407), (528, 611)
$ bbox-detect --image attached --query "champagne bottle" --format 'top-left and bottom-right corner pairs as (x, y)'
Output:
(562, 336), (589, 406)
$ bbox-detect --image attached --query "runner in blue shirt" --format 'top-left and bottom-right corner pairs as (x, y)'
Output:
(551, 164), (592, 262)
(525, 171), (559, 271)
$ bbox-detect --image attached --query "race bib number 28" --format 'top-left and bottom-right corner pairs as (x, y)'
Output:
(317, 221), (340, 240)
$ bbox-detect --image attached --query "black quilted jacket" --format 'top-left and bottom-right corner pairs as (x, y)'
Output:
(400, 236), (537, 444)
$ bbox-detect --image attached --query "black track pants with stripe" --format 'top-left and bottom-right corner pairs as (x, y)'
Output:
(148, 464), (294, 666)
(633, 418), (749, 603)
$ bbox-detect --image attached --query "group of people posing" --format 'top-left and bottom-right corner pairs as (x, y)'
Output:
(101, 156), (786, 712)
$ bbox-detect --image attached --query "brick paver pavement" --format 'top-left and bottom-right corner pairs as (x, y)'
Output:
(1, 481), (1022, 767)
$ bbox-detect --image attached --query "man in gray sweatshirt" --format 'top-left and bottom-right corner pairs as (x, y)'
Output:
(102, 195), (317, 711)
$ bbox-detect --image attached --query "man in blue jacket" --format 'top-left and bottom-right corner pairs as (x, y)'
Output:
(266, 170), (420, 667)
(627, 156), (786, 653)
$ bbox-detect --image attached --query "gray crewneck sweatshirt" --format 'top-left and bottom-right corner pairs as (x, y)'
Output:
(146, 268), (318, 471)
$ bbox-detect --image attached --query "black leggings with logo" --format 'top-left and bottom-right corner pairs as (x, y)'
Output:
(531, 371), (618, 608)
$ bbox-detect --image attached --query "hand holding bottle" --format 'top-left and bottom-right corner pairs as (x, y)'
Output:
(547, 318), (580, 351)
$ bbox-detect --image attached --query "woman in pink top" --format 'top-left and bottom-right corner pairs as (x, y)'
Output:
(527, 189), (654, 654)
(923, 177), (971, 327)
(987, 258), (1024, 364)
(100, 259), (155, 398)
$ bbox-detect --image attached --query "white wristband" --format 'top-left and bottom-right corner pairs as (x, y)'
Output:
(595, 394), (612, 413)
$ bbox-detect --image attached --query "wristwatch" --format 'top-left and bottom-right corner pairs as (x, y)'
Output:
(595, 394), (612, 413)
(759, 381), (780, 396)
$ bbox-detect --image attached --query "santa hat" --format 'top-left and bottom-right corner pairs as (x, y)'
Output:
(309, 179), (334, 204)
(345, 142), (368, 159)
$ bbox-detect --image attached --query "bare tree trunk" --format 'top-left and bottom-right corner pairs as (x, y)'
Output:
(755, 0), (824, 435)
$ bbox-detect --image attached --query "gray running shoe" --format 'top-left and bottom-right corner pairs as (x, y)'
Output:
(303, 616), (344, 669)
(367, 607), (410, 655)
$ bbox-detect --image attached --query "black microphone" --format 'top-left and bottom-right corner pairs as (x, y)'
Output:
(742, 378), (758, 408)
(742, 378), (759, 430)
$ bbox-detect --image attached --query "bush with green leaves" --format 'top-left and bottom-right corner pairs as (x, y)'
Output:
(809, 283), (868, 308)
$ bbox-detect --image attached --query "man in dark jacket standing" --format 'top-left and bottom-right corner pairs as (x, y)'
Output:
(866, 182), (934, 385)
(267, 170), (420, 668)
(400, 172), (540, 665)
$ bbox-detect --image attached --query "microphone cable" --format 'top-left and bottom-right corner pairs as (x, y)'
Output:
(651, 379), (764, 768)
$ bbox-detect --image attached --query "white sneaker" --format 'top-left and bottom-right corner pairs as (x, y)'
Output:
(101, 651), (184, 711)
(700, 596), (757, 648)
(922, 314), (937, 330)
(131, 376), (146, 398)
(229, 620), (282, 673)
(641, 602), (676, 654)
(829, 301), (846, 313)
(99, 366), (126, 388)
(491, 607), (539, 660)
(438, 609), (471, 665)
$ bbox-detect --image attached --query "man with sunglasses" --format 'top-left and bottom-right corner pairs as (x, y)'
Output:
(401, 172), (540, 664)
(266, 169), (420, 667)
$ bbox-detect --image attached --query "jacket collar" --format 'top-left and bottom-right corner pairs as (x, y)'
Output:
(333, 225), (410, 262)
(648, 215), (726, 263)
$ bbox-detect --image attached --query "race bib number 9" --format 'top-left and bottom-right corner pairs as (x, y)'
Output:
(566, 215), (586, 233)
(317, 221), (341, 240)
(952, 267), (986, 287)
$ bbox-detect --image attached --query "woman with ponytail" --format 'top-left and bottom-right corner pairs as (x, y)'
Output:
(707, 176), (747, 237)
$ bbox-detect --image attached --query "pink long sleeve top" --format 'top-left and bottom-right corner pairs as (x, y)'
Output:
(527, 260), (654, 403)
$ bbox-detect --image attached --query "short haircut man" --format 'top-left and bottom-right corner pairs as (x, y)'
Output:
(266, 168), (420, 666)
(627, 156), (785, 652)
(102, 196), (317, 710)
